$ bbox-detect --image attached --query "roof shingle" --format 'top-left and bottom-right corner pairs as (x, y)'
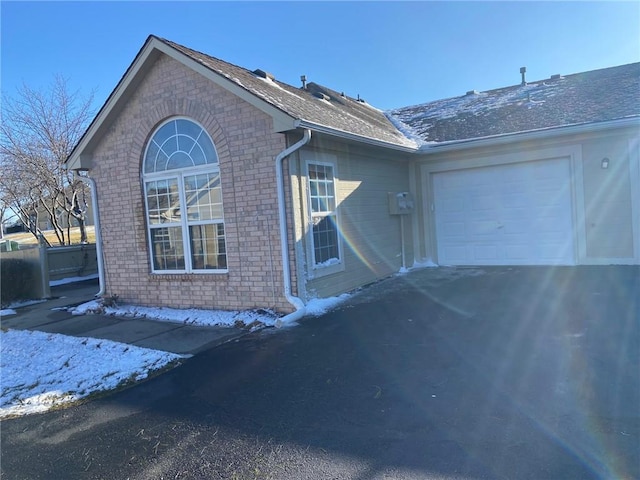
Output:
(386, 62), (640, 144)
(161, 37), (417, 149)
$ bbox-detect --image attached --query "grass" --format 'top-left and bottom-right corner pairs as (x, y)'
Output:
(3, 226), (96, 246)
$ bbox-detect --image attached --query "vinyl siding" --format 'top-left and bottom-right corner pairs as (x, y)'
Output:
(581, 136), (635, 259)
(293, 137), (413, 299)
(415, 126), (640, 266)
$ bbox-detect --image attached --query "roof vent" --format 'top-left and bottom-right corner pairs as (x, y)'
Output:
(300, 75), (307, 90)
(520, 66), (527, 85)
(253, 69), (275, 81)
(466, 90), (479, 96)
(550, 74), (562, 80)
(314, 92), (330, 101)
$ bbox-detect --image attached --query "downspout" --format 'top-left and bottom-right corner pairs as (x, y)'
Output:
(275, 128), (312, 324)
(75, 171), (106, 297)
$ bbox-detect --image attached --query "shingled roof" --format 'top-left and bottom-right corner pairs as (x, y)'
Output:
(387, 62), (640, 145)
(160, 37), (417, 150)
(68, 35), (640, 172)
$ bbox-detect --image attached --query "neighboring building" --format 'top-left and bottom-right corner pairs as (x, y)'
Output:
(34, 192), (95, 233)
(66, 35), (640, 315)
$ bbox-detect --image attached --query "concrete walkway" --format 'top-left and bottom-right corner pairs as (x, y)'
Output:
(1, 279), (247, 355)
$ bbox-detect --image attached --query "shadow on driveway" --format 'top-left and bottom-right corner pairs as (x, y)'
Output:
(1, 266), (638, 479)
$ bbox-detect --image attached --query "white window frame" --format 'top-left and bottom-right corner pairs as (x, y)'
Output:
(142, 118), (227, 274)
(305, 157), (344, 277)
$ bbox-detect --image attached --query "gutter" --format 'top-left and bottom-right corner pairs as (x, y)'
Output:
(416, 117), (640, 155)
(275, 128), (312, 324)
(75, 172), (106, 297)
(294, 119), (417, 153)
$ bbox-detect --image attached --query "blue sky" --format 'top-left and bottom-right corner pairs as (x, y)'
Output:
(2, 1), (639, 112)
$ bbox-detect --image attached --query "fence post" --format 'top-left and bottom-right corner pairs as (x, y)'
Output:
(38, 234), (51, 299)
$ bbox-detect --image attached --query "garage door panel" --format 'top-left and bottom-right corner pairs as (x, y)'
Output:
(504, 232), (530, 243)
(503, 193), (529, 208)
(505, 245), (531, 261)
(470, 220), (501, 236)
(472, 195), (501, 212)
(433, 158), (575, 266)
(441, 245), (468, 263)
(539, 243), (573, 261)
(442, 221), (466, 237)
(474, 245), (500, 261)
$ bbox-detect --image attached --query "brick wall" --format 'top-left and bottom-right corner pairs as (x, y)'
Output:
(90, 54), (295, 313)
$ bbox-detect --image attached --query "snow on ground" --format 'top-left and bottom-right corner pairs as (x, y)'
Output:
(69, 293), (353, 328)
(305, 294), (351, 317)
(0, 329), (184, 419)
(0, 282), (355, 419)
(2, 297), (45, 313)
(69, 301), (282, 329)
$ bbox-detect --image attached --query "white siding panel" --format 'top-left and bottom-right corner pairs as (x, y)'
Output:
(433, 158), (575, 265)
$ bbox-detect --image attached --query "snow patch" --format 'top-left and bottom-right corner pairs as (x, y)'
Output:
(0, 309), (17, 317)
(305, 293), (351, 317)
(411, 259), (439, 269)
(255, 74), (304, 99)
(384, 111), (428, 147)
(69, 301), (281, 330)
(315, 257), (340, 268)
(4, 299), (47, 309)
(0, 329), (183, 419)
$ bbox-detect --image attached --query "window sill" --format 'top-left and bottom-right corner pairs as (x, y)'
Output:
(308, 261), (345, 279)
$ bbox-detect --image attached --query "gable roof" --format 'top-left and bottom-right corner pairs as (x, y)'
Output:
(66, 35), (416, 170)
(387, 62), (640, 146)
(68, 34), (639, 170)
(161, 38), (416, 150)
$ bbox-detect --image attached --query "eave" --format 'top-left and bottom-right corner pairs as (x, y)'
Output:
(66, 35), (298, 171)
(415, 116), (640, 156)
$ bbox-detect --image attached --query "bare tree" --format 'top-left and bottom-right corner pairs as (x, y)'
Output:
(0, 198), (7, 240)
(0, 75), (95, 245)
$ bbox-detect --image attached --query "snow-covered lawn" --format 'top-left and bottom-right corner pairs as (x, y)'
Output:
(0, 329), (183, 419)
(0, 293), (353, 420)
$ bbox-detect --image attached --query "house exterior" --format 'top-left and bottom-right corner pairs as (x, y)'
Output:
(67, 35), (639, 317)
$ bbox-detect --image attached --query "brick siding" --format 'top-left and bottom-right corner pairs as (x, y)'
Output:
(91, 55), (296, 313)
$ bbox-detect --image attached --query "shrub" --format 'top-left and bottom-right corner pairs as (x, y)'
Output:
(0, 258), (35, 306)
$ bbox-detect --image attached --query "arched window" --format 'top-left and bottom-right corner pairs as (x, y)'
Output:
(142, 118), (227, 273)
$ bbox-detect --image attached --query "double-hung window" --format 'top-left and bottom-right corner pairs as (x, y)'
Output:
(143, 118), (227, 273)
(307, 161), (342, 273)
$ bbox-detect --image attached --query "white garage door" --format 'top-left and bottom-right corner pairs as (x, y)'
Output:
(433, 158), (575, 265)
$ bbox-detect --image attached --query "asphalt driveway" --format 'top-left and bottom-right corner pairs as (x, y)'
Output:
(1, 266), (638, 479)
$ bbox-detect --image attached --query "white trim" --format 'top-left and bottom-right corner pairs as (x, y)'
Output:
(153, 41), (296, 131)
(66, 35), (640, 174)
(421, 145), (581, 265)
(417, 117), (640, 155)
(295, 119), (417, 153)
(629, 136), (640, 264)
(572, 151), (588, 263)
(142, 118), (228, 274)
(302, 152), (345, 278)
(275, 129), (312, 318)
(67, 36), (297, 170)
(76, 174), (105, 297)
